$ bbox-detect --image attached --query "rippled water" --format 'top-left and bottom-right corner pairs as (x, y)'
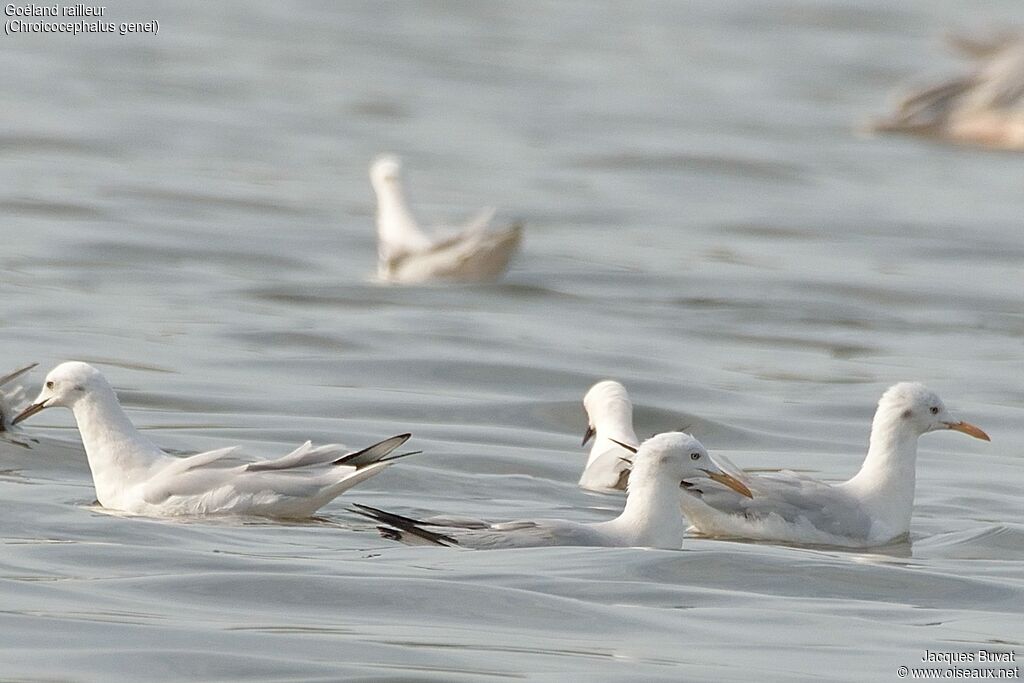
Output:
(2, 1), (1022, 680)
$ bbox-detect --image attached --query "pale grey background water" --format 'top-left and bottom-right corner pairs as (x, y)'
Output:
(1, 1), (1022, 680)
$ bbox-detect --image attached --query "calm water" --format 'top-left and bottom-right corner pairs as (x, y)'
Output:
(2, 1), (1022, 680)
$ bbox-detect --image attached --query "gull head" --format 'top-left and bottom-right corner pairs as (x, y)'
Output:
(581, 379), (633, 446)
(612, 432), (752, 498)
(877, 382), (990, 441)
(13, 361), (110, 424)
(370, 154), (403, 190)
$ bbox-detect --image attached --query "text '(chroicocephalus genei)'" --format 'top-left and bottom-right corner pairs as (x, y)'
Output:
(872, 32), (1024, 151)
(351, 432), (752, 550)
(14, 362), (418, 518)
(578, 380), (639, 492)
(678, 382), (990, 547)
(369, 154), (523, 283)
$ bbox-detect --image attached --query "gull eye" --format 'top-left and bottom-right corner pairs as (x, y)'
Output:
(690, 452), (701, 460)
(929, 406), (939, 415)
(45, 381), (54, 390)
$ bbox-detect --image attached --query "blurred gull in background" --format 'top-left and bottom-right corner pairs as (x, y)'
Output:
(369, 154), (523, 283)
(872, 31), (1024, 150)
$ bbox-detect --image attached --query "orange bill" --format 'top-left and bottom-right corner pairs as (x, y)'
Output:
(702, 469), (754, 498)
(944, 421), (990, 441)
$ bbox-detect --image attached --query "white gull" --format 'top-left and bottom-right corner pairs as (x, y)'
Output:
(14, 361), (417, 518)
(872, 32), (1024, 150)
(676, 382), (990, 547)
(350, 432), (752, 550)
(370, 154), (522, 283)
(578, 380), (639, 492)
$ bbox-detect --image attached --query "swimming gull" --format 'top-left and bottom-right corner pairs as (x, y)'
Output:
(578, 380), (639, 492)
(872, 32), (1024, 150)
(369, 154), (523, 283)
(14, 361), (418, 518)
(0, 363), (38, 443)
(678, 382), (990, 547)
(350, 432), (752, 550)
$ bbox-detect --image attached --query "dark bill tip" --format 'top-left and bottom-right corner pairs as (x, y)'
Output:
(12, 401), (47, 425)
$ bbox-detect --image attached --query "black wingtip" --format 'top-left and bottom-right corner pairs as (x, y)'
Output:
(377, 449), (423, 464)
(608, 438), (638, 454)
(332, 433), (413, 466)
(350, 502), (386, 517)
(350, 503), (458, 546)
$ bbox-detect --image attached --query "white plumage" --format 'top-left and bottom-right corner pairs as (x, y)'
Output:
(578, 380), (639, 492)
(873, 33), (1024, 150)
(580, 381), (991, 547)
(351, 432), (752, 550)
(14, 362), (417, 518)
(679, 383), (989, 546)
(369, 154), (522, 283)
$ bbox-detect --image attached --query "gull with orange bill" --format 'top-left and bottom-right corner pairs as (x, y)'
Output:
(677, 382), (991, 547)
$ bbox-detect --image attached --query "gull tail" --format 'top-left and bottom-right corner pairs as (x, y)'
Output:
(350, 503), (459, 547)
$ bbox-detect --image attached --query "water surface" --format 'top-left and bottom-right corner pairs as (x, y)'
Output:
(1, 1), (1022, 680)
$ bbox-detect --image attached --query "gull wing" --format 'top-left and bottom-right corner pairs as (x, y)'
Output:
(384, 222), (522, 283)
(0, 364), (35, 431)
(947, 31), (1020, 59)
(490, 520), (542, 532)
(873, 36), (1024, 140)
(579, 446), (633, 492)
(876, 77), (976, 131)
(461, 519), (608, 549)
(350, 503), (459, 546)
(0, 363), (38, 389)
(420, 514), (489, 529)
(459, 206), (496, 234)
(331, 433), (413, 467)
(426, 207), (494, 238)
(967, 45), (1024, 109)
(242, 441), (347, 472)
(682, 469), (874, 540)
(157, 446), (241, 477)
(240, 434), (413, 473)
